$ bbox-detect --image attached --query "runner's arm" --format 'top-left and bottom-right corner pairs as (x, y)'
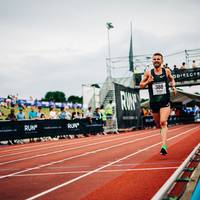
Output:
(166, 69), (176, 96)
(166, 69), (175, 88)
(139, 71), (151, 88)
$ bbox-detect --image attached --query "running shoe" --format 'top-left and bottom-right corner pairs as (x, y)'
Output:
(160, 145), (168, 155)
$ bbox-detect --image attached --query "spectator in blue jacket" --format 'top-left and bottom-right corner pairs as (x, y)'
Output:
(59, 107), (67, 119)
(16, 107), (26, 120)
(28, 105), (37, 142)
(28, 105), (38, 119)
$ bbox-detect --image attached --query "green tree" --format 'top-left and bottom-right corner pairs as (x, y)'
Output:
(67, 95), (83, 104)
(43, 91), (66, 102)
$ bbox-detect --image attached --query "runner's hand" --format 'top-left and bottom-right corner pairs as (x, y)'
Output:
(172, 87), (177, 96)
(147, 75), (154, 84)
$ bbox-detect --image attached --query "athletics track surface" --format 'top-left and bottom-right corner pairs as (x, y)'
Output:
(0, 124), (199, 200)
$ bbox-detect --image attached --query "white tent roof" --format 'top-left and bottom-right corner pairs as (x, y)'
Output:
(141, 90), (200, 108)
(171, 90), (200, 103)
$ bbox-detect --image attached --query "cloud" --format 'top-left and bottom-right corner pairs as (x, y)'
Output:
(0, 45), (107, 98)
(0, 0), (200, 99)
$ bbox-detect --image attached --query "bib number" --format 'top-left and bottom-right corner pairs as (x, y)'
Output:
(152, 82), (166, 95)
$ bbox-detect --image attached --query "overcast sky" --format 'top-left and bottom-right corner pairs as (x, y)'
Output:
(0, 0), (200, 99)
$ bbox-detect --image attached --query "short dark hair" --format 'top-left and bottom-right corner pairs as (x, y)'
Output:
(153, 52), (163, 59)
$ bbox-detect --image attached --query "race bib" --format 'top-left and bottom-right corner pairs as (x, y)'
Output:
(152, 82), (166, 95)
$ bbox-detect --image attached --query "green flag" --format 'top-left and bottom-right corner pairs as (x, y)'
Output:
(129, 33), (134, 72)
(106, 22), (114, 29)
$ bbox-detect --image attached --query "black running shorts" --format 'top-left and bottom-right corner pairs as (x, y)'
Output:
(150, 99), (171, 113)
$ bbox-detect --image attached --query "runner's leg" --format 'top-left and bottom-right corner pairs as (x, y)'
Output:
(152, 112), (160, 128)
(160, 106), (170, 148)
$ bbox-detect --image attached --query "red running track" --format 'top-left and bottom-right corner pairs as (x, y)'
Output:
(0, 124), (199, 200)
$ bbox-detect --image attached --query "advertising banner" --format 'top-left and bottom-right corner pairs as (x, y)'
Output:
(0, 119), (103, 141)
(114, 83), (141, 129)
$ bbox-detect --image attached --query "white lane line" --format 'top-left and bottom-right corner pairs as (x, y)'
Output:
(0, 136), (127, 158)
(0, 142), (92, 158)
(0, 128), (148, 154)
(0, 134), (113, 154)
(0, 126), (194, 179)
(0, 135), (117, 156)
(0, 132), (161, 179)
(26, 126), (200, 200)
(0, 128), (157, 158)
(0, 124), (190, 155)
(0, 135), (119, 156)
(14, 167), (179, 176)
(47, 165), (91, 169)
(0, 125), (190, 165)
(0, 165), (91, 171)
(0, 161), (181, 171)
(0, 141), (64, 154)
(0, 129), (160, 165)
(0, 128), (156, 157)
(112, 161), (182, 167)
(0, 140), (103, 158)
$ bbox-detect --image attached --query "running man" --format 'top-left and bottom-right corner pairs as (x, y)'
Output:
(140, 53), (176, 155)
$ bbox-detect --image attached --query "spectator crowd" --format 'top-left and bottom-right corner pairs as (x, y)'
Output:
(0, 97), (117, 145)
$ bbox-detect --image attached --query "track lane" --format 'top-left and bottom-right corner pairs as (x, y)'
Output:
(81, 126), (200, 200)
(0, 127), (155, 155)
(0, 125), (190, 177)
(26, 125), (200, 200)
(0, 124), (199, 199)
(0, 128), (159, 164)
(0, 125), (191, 167)
(0, 130), (162, 177)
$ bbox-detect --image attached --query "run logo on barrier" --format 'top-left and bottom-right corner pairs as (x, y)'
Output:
(67, 122), (80, 129)
(24, 124), (38, 132)
(120, 91), (137, 111)
(114, 83), (141, 129)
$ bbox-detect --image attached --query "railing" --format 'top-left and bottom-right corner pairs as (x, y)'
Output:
(99, 77), (114, 105)
(152, 143), (200, 200)
(134, 67), (200, 88)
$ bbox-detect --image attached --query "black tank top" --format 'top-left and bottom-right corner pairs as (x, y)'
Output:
(148, 68), (170, 103)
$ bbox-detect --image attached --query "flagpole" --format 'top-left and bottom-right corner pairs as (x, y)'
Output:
(130, 21), (136, 88)
(129, 21), (134, 71)
(130, 21), (132, 37)
(107, 25), (112, 78)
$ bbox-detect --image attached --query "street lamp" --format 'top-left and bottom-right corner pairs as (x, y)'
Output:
(106, 22), (114, 78)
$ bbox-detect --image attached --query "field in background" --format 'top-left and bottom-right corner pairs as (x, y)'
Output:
(0, 106), (82, 120)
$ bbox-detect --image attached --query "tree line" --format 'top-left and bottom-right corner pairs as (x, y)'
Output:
(42, 91), (82, 104)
